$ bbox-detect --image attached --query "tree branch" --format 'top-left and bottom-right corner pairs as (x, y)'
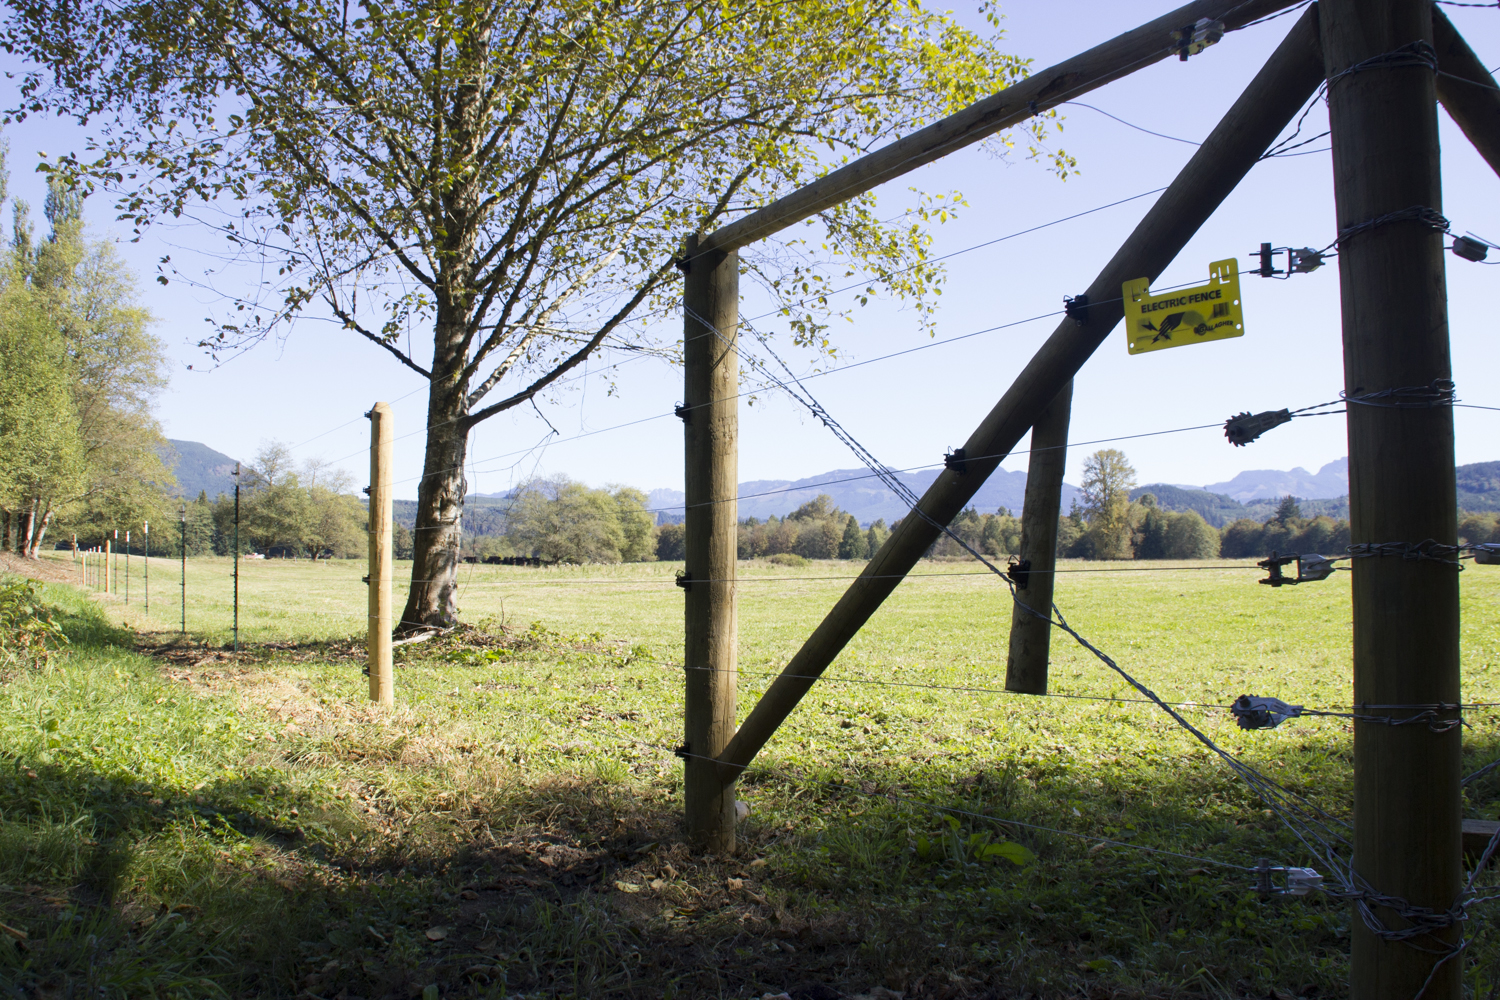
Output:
(326, 297), (432, 379)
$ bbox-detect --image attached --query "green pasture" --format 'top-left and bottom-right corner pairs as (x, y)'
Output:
(2, 551), (1498, 998)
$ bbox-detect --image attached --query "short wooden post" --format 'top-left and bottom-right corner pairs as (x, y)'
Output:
(1005, 380), (1073, 694)
(681, 233), (739, 853)
(1323, 1), (1462, 996)
(367, 402), (395, 705)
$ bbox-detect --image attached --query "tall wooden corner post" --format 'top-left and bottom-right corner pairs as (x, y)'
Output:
(681, 234), (740, 852)
(1005, 380), (1072, 694)
(368, 402), (395, 706)
(1322, 1), (1462, 996)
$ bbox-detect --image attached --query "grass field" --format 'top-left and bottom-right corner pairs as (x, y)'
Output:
(2, 550), (1498, 999)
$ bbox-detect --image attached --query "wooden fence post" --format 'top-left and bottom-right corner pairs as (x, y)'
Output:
(1323, 2), (1462, 996)
(368, 402), (395, 706)
(1005, 380), (1073, 694)
(681, 233), (740, 853)
(105, 538), (112, 595)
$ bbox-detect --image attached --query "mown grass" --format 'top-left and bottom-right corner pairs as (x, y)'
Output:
(2, 552), (1498, 999)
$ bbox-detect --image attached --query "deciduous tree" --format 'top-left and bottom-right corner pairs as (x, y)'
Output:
(0, 157), (170, 556)
(1080, 449), (1136, 560)
(3, 0), (1067, 628)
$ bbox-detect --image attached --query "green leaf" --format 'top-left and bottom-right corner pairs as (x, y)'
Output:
(978, 841), (1035, 866)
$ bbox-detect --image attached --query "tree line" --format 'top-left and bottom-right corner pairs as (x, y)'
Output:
(422, 451), (1500, 568)
(0, 160), (173, 558)
(170, 443), (367, 559)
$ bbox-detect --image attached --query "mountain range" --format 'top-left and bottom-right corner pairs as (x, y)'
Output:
(646, 465), (1068, 525)
(159, 440), (1500, 531)
(1198, 458), (1349, 502)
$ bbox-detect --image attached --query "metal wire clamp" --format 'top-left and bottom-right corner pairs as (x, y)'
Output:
(1233, 695), (1305, 730)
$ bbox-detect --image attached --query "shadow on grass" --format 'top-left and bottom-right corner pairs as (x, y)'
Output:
(7, 727), (1486, 1000)
(4, 593), (1498, 999)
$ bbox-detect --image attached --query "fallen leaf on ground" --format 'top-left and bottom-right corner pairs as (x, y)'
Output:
(614, 881), (642, 893)
(425, 927), (447, 941)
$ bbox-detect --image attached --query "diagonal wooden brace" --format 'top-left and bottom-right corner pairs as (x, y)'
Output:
(1433, 6), (1500, 180)
(714, 5), (1327, 783)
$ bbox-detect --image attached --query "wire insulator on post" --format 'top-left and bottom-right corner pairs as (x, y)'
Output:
(1224, 409), (1292, 446)
(1452, 235), (1489, 262)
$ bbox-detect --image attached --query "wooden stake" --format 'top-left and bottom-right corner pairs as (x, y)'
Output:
(681, 233), (739, 853)
(1322, 2), (1461, 995)
(104, 539), (112, 595)
(1005, 380), (1073, 695)
(715, 7), (1325, 780)
(1433, 7), (1500, 180)
(368, 402), (395, 706)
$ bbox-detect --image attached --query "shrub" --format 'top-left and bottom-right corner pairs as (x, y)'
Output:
(655, 522), (686, 561)
(767, 552), (808, 568)
(0, 577), (67, 670)
(1220, 518), (1265, 558)
(1160, 510), (1220, 559)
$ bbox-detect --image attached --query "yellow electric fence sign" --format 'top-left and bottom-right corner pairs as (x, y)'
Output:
(1123, 259), (1243, 355)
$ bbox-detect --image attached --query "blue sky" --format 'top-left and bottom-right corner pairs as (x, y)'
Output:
(3, 1), (1497, 501)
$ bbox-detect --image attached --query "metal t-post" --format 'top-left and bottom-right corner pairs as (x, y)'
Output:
(179, 505), (187, 635)
(233, 463), (240, 654)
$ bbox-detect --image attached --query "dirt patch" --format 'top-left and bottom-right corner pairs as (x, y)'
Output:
(134, 634), (366, 668)
(0, 551), (78, 585)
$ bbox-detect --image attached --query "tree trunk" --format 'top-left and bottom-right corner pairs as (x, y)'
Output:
(398, 316), (471, 633)
(397, 57), (487, 633)
(1, 508), (9, 552)
(16, 506), (34, 559)
(24, 505), (52, 559)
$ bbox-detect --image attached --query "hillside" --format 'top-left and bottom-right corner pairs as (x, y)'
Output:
(1458, 461), (1500, 512)
(160, 440), (241, 499)
(646, 466), (1079, 525)
(1132, 484), (1351, 527)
